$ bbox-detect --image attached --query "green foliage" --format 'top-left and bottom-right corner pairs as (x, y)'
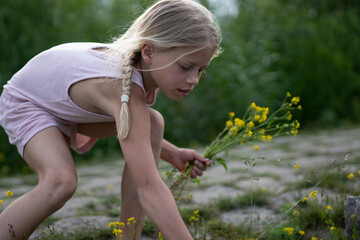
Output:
(1, 0), (360, 174)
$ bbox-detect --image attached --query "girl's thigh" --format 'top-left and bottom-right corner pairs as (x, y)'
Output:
(23, 126), (76, 179)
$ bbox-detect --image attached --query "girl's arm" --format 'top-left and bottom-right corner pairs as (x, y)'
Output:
(161, 139), (211, 178)
(113, 85), (193, 239)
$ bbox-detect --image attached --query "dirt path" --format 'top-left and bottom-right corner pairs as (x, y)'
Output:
(1, 126), (359, 239)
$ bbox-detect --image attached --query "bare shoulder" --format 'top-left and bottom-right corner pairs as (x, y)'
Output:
(69, 78), (146, 118)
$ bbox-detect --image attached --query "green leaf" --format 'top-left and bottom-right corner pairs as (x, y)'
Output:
(215, 157), (228, 171)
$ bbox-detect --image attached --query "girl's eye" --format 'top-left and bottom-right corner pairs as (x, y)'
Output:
(180, 65), (191, 71)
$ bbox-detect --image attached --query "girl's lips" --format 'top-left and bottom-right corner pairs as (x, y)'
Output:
(177, 89), (190, 96)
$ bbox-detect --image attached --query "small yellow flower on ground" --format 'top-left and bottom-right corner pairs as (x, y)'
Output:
(293, 163), (300, 170)
(348, 173), (354, 180)
(283, 227), (294, 235)
(229, 112), (235, 118)
(162, 171), (167, 175)
(261, 135), (266, 141)
(287, 92), (291, 97)
(108, 222), (113, 227)
(112, 228), (122, 236)
(330, 226), (336, 231)
(311, 237), (317, 240)
(248, 130), (253, 137)
(308, 190), (318, 199)
(254, 115), (261, 121)
(326, 205), (332, 210)
(267, 135), (272, 141)
(193, 210), (199, 215)
(159, 232), (164, 240)
(298, 230), (305, 235)
(226, 120), (233, 128)
(358, 170), (360, 175)
(0, 199), (3, 205)
(298, 105), (302, 110)
(302, 197), (308, 202)
(6, 191), (13, 197)
(254, 145), (259, 150)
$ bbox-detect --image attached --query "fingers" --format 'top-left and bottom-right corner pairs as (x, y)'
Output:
(192, 152), (211, 167)
(190, 159), (210, 178)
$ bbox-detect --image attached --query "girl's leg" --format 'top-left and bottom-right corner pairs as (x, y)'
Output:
(120, 109), (164, 240)
(0, 127), (77, 240)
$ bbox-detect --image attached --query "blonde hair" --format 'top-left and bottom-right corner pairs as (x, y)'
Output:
(109, 0), (222, 139)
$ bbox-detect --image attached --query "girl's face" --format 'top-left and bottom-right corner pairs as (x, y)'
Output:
(142, 46), (214, 100)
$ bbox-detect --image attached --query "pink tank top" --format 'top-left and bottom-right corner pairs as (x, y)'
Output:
(4, 42), (156, 123)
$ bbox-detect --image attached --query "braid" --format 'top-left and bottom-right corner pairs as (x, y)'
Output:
(118, 51), (136, 139)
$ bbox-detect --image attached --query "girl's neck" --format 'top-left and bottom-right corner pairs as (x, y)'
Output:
(135, 59), (158, 94)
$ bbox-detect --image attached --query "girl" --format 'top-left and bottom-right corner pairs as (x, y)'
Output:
(0, 0), (222, 239)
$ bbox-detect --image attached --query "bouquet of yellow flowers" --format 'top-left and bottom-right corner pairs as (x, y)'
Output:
(166, 93), (301, 198)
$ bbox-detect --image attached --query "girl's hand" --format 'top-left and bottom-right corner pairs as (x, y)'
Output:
(172, 148), (211, 178)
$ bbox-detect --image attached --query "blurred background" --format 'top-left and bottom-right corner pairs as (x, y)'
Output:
(1, 0), (359, 175)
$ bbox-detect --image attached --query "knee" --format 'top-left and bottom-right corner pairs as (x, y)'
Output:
(40, 171), (77, 211)
(149, 108), (165, 136)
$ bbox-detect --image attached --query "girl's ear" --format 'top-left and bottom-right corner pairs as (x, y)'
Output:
(141, 43), (154, 65)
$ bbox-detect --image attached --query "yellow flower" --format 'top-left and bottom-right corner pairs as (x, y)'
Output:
(193, 210), (199, 215)
(112, 228), (123, 236)
(302, 197), (308, 202)
(287, 92), (291, 97)
(250, 102), (257, 109)
(229, 112), (235, 118)
(326, 205), (332, 210)
(287, 112), (292, 121)
(162, 171), (167, 175)
(6, 191), (13, 197)
(108, 222), (113, 227)
(247, 121), (255, 128)
(295, 120), (300, 129)
(230, 126), (238, 135)
(298, 230), (305, 235)
(330, 226), (336, 231)
(298, 105), (302, 110)
(234, 118), (245, 127)
(283, 227), (294, 235)
(358, 170), (360, 176)
(312, 237), (317, 240)
(226, 120), (233, 128)
(266, 135), (272, 141)
(159, 232), (164, 240)
(348, 173), (354, 180)
(248, 130), (253, 137)
(254, 145), (259, 150)
(293, 163), (300, 170)
(260, 128), (265, 135)
(254, 115), (261, 121)
(308, 190), (318, 199)
(291, 96), (300, 105)
(261, 135), (266, 141)
(291, 129), (298, 136)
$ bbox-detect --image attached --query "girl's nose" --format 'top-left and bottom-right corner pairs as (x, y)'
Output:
(187, 71), (200, 85)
